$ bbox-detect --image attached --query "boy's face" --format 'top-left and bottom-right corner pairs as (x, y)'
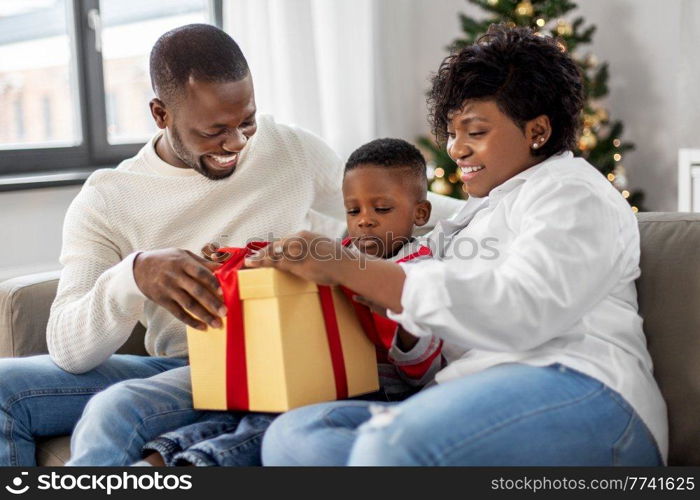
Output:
(446, 99), (549, 197)
(343, 165), (431, 258)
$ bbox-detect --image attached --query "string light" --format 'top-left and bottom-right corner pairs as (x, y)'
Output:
(434, 167), (445, 178)
(448, 173), (459, 183)
(578, 128), (597, 150)
(536, 18), (546, 27)
(613, 153), (622, 162)
(622, 190), (630, 199)
(515, 1), (534, 17)
(632, 206), (639, 213)
(607, 173), (616, 182)
(556, 19), (573, 37)
(613, 138), (621, 147)
(585, 53), (599, 67)
(430, 178), (452, 195)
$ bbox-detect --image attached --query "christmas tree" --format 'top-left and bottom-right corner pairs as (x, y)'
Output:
(420, 0), (644, 212)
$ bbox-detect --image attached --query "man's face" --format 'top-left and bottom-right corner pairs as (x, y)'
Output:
(152, 74), (257, 180)
(343, 165), (427, 258)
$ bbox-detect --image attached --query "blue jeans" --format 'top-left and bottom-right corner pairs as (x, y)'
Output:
(142, 412), (277, 466)
(0, 354), (189, 466)
(262, 363), (664, 466)
(143, 389), (395, 466)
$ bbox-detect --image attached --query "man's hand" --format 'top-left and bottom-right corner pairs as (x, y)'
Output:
(200, 242), (232, 263)
(133, 249), (226, 331)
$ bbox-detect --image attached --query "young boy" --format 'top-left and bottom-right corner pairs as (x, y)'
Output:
(340, 138), (443, 396)
(136, 138), (445, 466)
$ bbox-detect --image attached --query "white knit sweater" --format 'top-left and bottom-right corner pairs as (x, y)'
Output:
(47, 115), (464, 374)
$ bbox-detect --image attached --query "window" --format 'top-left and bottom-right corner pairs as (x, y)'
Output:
(13, 97), (25, 141)
(42, 95), (53, 139)
(101, 0), (210, 145)
(0, 1), (80, 150)
(0, 0), (222, 180)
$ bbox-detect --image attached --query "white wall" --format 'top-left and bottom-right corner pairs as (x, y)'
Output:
(0, 186), (79, 280)
(374, 0), (466, 140)
(574, 0), (700, 211)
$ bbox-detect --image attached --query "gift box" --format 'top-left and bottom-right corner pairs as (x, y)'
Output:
(187, 245), (379, 412)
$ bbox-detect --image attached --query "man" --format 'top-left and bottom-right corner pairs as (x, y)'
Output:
(0, 24), (463, 466)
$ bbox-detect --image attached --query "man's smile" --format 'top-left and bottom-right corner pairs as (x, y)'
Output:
(205, 152), (239, 169)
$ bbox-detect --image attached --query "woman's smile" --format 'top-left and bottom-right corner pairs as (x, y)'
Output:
(458, 163), (486, 183)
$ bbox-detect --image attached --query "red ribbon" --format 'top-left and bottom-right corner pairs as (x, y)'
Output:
(213, 242), (348, 409)
(317, 285), (349, 400)
(214, 242), (268, 410)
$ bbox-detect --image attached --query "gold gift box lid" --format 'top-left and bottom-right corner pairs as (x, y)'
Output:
(237, 268), (320, 300)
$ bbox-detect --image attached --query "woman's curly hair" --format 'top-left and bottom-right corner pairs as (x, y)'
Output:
(427, 24), (584, 158)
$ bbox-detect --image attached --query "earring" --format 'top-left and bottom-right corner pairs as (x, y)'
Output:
(532, 137), (545, 149)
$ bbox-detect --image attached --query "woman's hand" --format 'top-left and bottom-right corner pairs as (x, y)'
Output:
(245, 230), (407, 314)
(244, 231), (349, 285)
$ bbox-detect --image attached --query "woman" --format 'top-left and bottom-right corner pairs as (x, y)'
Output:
(252, 24), (667, 466)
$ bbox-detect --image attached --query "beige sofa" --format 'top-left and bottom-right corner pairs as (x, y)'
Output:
(1, 212), (699, 466)
(0, 272), (147, 466)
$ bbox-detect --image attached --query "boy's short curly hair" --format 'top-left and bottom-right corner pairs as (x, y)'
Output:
(345, 138), (426, 174)
(344, 138), (428, 198)
(427, 24), (584, 158)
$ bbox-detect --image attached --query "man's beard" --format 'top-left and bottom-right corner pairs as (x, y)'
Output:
(170, 125), (236, 181)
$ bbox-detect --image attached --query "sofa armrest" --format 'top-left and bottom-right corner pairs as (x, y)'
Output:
(0, 270), (148, 359)
(0, 270), (62, 358)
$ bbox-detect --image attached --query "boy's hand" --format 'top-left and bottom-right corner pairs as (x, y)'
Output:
(201, 242), (232, 263)
(396, 325), (420, 351)
(354, 296), (419, 351)
(133, 248), (226, 331)
(352, 295), (388, 318)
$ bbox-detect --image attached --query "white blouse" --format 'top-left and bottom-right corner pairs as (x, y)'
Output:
(388, 151), (668, 461)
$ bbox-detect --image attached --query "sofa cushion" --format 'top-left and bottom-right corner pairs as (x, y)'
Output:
(0, 271), (61, 357)
(637, 212), (700, 465)
(0, 270), (148, 358)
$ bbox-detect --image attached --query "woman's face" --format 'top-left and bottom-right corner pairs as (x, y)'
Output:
(446, 99), (546, 198)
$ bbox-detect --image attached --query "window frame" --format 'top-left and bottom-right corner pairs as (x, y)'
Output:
(0, 0), (223, 183)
